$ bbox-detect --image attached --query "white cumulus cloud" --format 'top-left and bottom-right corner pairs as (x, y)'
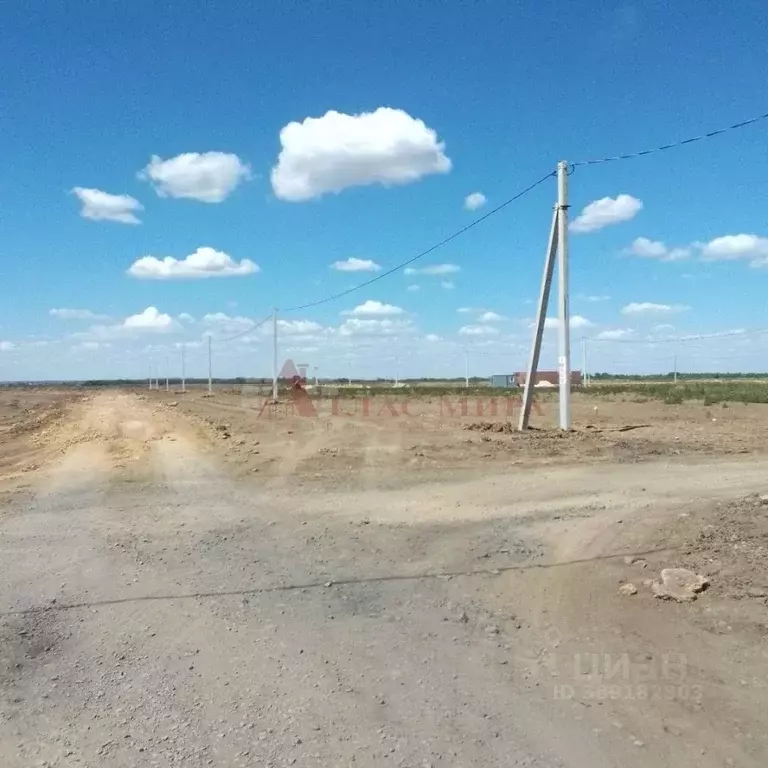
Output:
(203, 313), (257, 335)
(570, 194), (642, 233)
(72, 308), (181, 341)
(123, 307), (177, 331)
(128, 247), (259, 280)
(440, 281), (455, 290)
(139, 152), (251, 202)
(621, 302), (689, 316)
(71, 187), (143, 224)
(278, 320), (324, 335)
(543, 315), (593, 330)
(596, 328), (634, 340)
(271, 107), (451, 201)
(404, 263), (460, 276)
(464, 192), (487, 211)
(342, 300), (404, 317)
(698, 234), (768, 265)
(0, 341), (15, 352)
(331, 258), (381, 272)
(406, 284), (420, 292)
(50, 308), (110, 321)
(478, 311), (505, 322)
(424, 334), (441, 342)
(625, 237), (690, 261)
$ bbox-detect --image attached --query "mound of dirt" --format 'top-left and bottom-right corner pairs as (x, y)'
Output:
(464, 421), (516, 433)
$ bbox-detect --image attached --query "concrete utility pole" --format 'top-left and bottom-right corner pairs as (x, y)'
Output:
(148, 365), (153, 390)
(394, 356), (399, 386)
(464, 350), (469, 388)
(557, 160), (571, 430)
(165, 356), (169, 392)
(581, 337), (588, 387)
(673, 353), (678, 383)
(272, 308), (278, 401)
(519, 204), (559, 431)
(181, 344), (186, 393)
(207, 336), (213, 394)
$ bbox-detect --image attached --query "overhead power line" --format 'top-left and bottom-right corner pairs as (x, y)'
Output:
(215, 313), (273, 344)
(282, 171), (555, 313)
(571, 108), (768, 167)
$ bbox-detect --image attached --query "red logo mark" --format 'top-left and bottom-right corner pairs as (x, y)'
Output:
(280, 359), (317, 417)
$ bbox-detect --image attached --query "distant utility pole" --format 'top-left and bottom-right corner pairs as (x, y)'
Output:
(207, 336), (213, 394)
(165, 356), (169, 392)
(464, 350), (469, 388)
(519, 161), (571, 431)
(181, 344), (186, 393)
(673, 353), (678, 383)
(148, 365), (153, 390)
(394, 356), (399, 386)
(348, 360), (352, 386)
(581, 337), (588, 387)
(272, 308), (278, 401)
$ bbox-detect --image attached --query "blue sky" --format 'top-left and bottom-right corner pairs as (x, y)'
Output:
(1, 0), (767, 381)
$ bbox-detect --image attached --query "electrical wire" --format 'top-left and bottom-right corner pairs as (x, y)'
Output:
(571, 109), (768, 167)
(281, 171), (555, 313)
(214, 313), (273, 344)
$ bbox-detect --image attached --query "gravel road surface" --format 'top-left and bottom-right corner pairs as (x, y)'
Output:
(2, 393), (766, 767)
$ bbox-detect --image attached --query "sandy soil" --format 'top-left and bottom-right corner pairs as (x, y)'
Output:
(0, 388), (767, 767)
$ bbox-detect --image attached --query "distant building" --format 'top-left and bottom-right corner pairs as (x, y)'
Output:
(514, 370), (583, 387)
(489, 374), (518, 388)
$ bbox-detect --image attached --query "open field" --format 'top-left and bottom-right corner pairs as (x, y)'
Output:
(1, 386), (767, 766)
(136, 384), (768, 492)
(0, 388), (87, 496)
(584, 379), (768, 404)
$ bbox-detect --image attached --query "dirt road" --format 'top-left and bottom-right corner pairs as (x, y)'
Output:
(1, 392), (767, 767)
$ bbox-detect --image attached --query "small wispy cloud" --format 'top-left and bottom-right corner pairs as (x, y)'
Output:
(404, 264), (460, 276)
